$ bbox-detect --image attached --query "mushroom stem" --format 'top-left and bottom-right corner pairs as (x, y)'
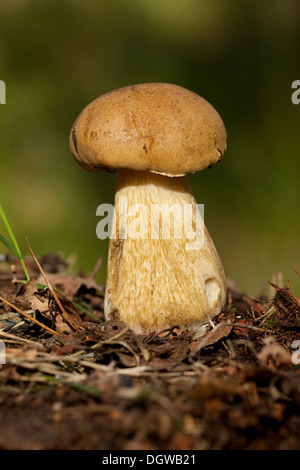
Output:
(104, 169), (226, 333)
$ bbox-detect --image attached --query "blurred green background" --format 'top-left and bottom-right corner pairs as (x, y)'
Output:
(0, 0), (299, 297)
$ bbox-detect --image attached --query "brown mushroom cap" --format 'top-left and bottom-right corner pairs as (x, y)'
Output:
(70, 82), (227, 177)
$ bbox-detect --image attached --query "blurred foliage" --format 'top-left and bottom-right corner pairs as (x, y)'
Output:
(0, 0), (299, 296)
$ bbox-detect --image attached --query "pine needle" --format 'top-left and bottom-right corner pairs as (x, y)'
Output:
(0, 294), (61, 336)
(26, 237), (81, 332)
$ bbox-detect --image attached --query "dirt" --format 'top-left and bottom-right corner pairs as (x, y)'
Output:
(0, 253), (300, 450)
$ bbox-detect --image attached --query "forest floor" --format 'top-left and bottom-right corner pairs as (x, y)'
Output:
(0, 253), (300, 451)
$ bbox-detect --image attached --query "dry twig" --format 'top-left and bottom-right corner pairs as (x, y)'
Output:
(26, 237), (81, 332)
(0, 294), (61, 336)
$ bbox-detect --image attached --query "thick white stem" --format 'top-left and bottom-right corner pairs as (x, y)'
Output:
(104, 169), (226, 333)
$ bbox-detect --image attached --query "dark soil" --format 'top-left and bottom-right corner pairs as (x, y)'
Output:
(0, 253), (300, 450)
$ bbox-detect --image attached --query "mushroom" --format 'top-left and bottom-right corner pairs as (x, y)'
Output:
(70, 83), (227, 333)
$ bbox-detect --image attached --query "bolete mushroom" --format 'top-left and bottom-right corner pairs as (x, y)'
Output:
(70, 83), (227, 333)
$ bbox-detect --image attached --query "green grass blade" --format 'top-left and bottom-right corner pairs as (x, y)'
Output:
(0, 233), (21, 259)
(0, 203), (30, 281)
(73, 298), (104, 323)
(43, 374), (102, 397)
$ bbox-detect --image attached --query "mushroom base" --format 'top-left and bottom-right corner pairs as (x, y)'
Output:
(104, 169), (226, 333)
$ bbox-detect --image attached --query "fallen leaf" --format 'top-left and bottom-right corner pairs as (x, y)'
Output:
(36, 273), (105, 300)
(191, 323), (233, 355)
(16, 279), (49, 314)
